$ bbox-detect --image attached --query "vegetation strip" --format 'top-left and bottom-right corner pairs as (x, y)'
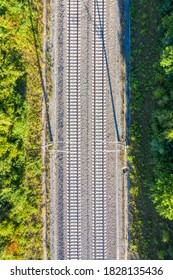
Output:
(130, 0), (173, 259)
(0, 0), (44, 259)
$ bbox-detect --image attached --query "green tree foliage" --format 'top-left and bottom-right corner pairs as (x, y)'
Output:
(151, 1), (173, 220)
(0, 0), (43, 259)
(130, 0), (173, 259)
(152, 177), (173, 220)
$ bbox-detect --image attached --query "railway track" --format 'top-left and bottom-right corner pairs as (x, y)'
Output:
(92, 0), (107, 259)
(66, 0), (106, 259)
(50, 0), (127, 260)
(66, 0), (81, 260)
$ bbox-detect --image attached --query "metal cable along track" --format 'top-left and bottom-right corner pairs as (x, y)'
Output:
(66, 0), (81, 260)
(92, 0), (107, 260)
